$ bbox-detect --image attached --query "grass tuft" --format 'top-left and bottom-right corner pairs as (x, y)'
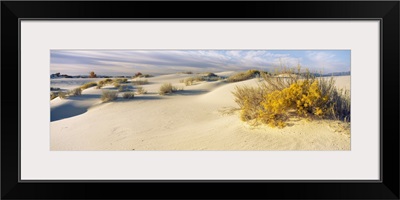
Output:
(131, 79), (149, 85)
(122, 92), (135, 99)
(68, 88), (82, 96)
(136, 86), (147, 94)
(159, 83), (182, 95)
(101, 90), (118, 102)
(80, 82), (97, 90)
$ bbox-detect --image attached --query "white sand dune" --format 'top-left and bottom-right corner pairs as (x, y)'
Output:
(50, 74), (351, 151)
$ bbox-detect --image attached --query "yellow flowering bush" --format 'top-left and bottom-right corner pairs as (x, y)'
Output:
(232, 68), (350, 128)
(257, 80), (329, 128)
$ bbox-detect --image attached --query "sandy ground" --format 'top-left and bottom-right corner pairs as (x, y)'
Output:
(50, 73), (351, 151)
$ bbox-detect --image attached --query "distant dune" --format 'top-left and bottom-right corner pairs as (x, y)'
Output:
(50, 73), (350, 151)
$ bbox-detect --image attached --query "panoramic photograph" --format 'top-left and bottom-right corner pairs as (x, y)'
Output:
(50, 50), (351, 151)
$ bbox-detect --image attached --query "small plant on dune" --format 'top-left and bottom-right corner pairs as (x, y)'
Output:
(101, 90), (118, 102)
(104, 78), (113, 83)
(113, 82), (121, 88)
(227, 69), (261, 83)
(114, 78), (128, 83)
(50, 87), (61, 91)
(203, 72), (217, 77)
(135, 74), (153, 78)
(184, 77), (195, 86)
(50, 92), (58, 100)
(177, 71), (193, 74)
(131, 79), (149, 85)
(118, 85), (128, 92)
(58, 92), (67, 99)
(136, 86), (147, 94)
(183, 76), (205, 86)
(232, 67), (350, 128)
(159, 83), (182, 95)
(122, 92), (135, 99)
(80, 82), (97, 90)
(193, 76), (205, 82)
(232, 85), (266, 123)
(68, 88), (82, 96)
(97, 78), (113, 88)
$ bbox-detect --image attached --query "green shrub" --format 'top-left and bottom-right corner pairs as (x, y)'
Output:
(122, 92), (135, 99)
(80, 82), (97, 90)
(101, 90), (118, 102)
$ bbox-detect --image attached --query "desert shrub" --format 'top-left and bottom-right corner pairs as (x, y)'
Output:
(122, 92), (135, 99)
(203, 72), (217, 77)
(136, 86), (147, 94)
(101, 90), (118, 102)
(227, 69), (261, 83)
(50, 87), (61, 91)
(193, 76), (205, 82)
(89, 71), (97, 78)
(50, 92), (58, 100)
(114, 78), (128, 83)
(159, 83), (181, 95)
(118, 85), (128, 92)
(184, 77), (195, 86)
(178, 71), (193, 74)
(183, 76), (205, 86)
(68, 88), (82, 96)
(232, 85), (266, 123)
(58, 92), (67, 99)
(97, 79), (113, 88)
(135, 74), (153, 78)
(131, 79), (148, 85)
(233, 68), (350, 128)
(113, 82), (121, 88)
(80, 82), (97, 90)
(159, 83), (173, 95)
(104, 78), (113, 83)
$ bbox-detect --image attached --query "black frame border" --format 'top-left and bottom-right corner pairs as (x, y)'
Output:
(2, 1), (399, 199)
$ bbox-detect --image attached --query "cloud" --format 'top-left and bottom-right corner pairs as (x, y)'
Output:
(304, 51), (350, 73)
(50, 50), (350, 75)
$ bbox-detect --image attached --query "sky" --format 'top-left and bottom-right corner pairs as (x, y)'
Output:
(50, 50), (350, 76)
